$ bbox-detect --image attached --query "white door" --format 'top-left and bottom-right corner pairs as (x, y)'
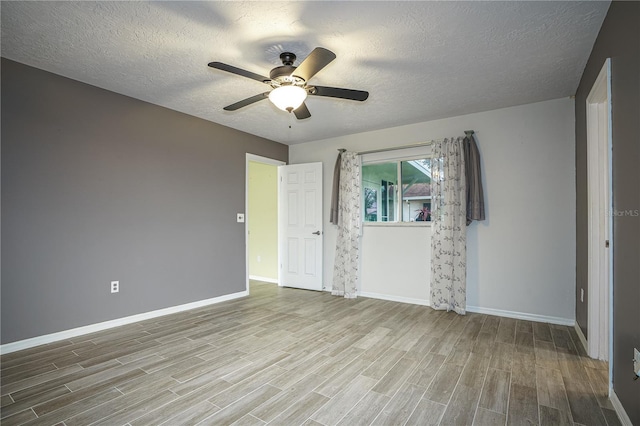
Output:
(278, 163), (323, 291)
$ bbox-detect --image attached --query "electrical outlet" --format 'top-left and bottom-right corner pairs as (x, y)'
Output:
(581, 288), (584, 302)
(111, 281), (119, 293)
(634, 348), (640, 377)
(257, 255), (261, 263)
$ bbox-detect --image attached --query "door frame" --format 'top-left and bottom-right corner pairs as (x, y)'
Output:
(586, 58), (613, 379)
(245, 154), (286, 294)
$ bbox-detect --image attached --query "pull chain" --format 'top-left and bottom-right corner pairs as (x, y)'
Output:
(288, 109), (294, 129)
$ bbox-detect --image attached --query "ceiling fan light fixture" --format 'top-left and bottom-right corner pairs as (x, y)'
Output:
(209, 47), (367, 119)
(268, 85), (307, 112)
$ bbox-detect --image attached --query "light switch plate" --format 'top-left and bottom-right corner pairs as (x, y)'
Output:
(634, 348), (640, 377)
(237, 213), (245, 223)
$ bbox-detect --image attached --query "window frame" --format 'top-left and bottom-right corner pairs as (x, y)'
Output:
(361, 146), (433, 227)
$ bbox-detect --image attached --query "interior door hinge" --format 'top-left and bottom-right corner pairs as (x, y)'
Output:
(605, 240), (610, 248)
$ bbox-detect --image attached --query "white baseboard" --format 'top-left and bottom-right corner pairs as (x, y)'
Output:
(466, 305), (575, 326)
(610, 389), (633, 426)
(358, 292), (574, 326)
(574, 322), (589, 353)
(249, 275), (278, 284)
(0, 291), (248, 355)
(359, 291), (430, 306)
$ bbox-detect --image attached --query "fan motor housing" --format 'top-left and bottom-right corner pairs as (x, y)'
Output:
(269, 52), (306, 86)
(269, 65), (297, 81)
(270, 67), (306, 88)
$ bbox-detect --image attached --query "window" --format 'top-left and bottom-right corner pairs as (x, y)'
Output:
(401, 159), (432, 222)
(362, 163), (397, 222)
(362, 148), (432, 224)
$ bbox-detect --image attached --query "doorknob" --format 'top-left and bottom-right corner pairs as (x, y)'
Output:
(312, 231), (321, 235)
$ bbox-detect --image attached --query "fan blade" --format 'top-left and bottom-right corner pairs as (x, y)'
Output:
(293, 102), (311, 120)
(223, 92), (269, 111)
(208, 62), (270, 84)
(311, 86), (369, 101)
(292, 47), (336, 82)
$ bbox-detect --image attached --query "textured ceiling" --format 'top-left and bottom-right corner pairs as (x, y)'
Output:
(1, 1), (610, 145)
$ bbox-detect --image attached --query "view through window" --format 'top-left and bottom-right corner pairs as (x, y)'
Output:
(362, 157), (432, 223)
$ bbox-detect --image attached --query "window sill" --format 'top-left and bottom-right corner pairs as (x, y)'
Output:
(363, 221), (431, 228)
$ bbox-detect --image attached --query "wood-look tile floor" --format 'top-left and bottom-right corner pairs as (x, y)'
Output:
(1, 281), (621, 426)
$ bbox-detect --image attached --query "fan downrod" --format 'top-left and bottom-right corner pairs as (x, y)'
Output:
(279, 52), (296, 66)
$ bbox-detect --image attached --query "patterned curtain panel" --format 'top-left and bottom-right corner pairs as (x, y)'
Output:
(332, 152), (362, 298)
(430, 137), (468, 314)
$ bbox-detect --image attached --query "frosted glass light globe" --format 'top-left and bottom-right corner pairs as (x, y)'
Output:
(268, 86), (307, 112)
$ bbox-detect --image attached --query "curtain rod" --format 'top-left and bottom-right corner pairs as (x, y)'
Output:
(338, 130), (474, 155)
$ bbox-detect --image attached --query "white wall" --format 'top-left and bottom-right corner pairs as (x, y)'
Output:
(290, 97), (576, 323)
(361, 225), (431, 305)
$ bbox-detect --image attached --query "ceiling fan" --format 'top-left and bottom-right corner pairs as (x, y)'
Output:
(208, 47), (369, 120)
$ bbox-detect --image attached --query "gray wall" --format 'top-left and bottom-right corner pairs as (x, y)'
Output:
(1, 58), (288, 344)
(574, 1), (639, 422)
